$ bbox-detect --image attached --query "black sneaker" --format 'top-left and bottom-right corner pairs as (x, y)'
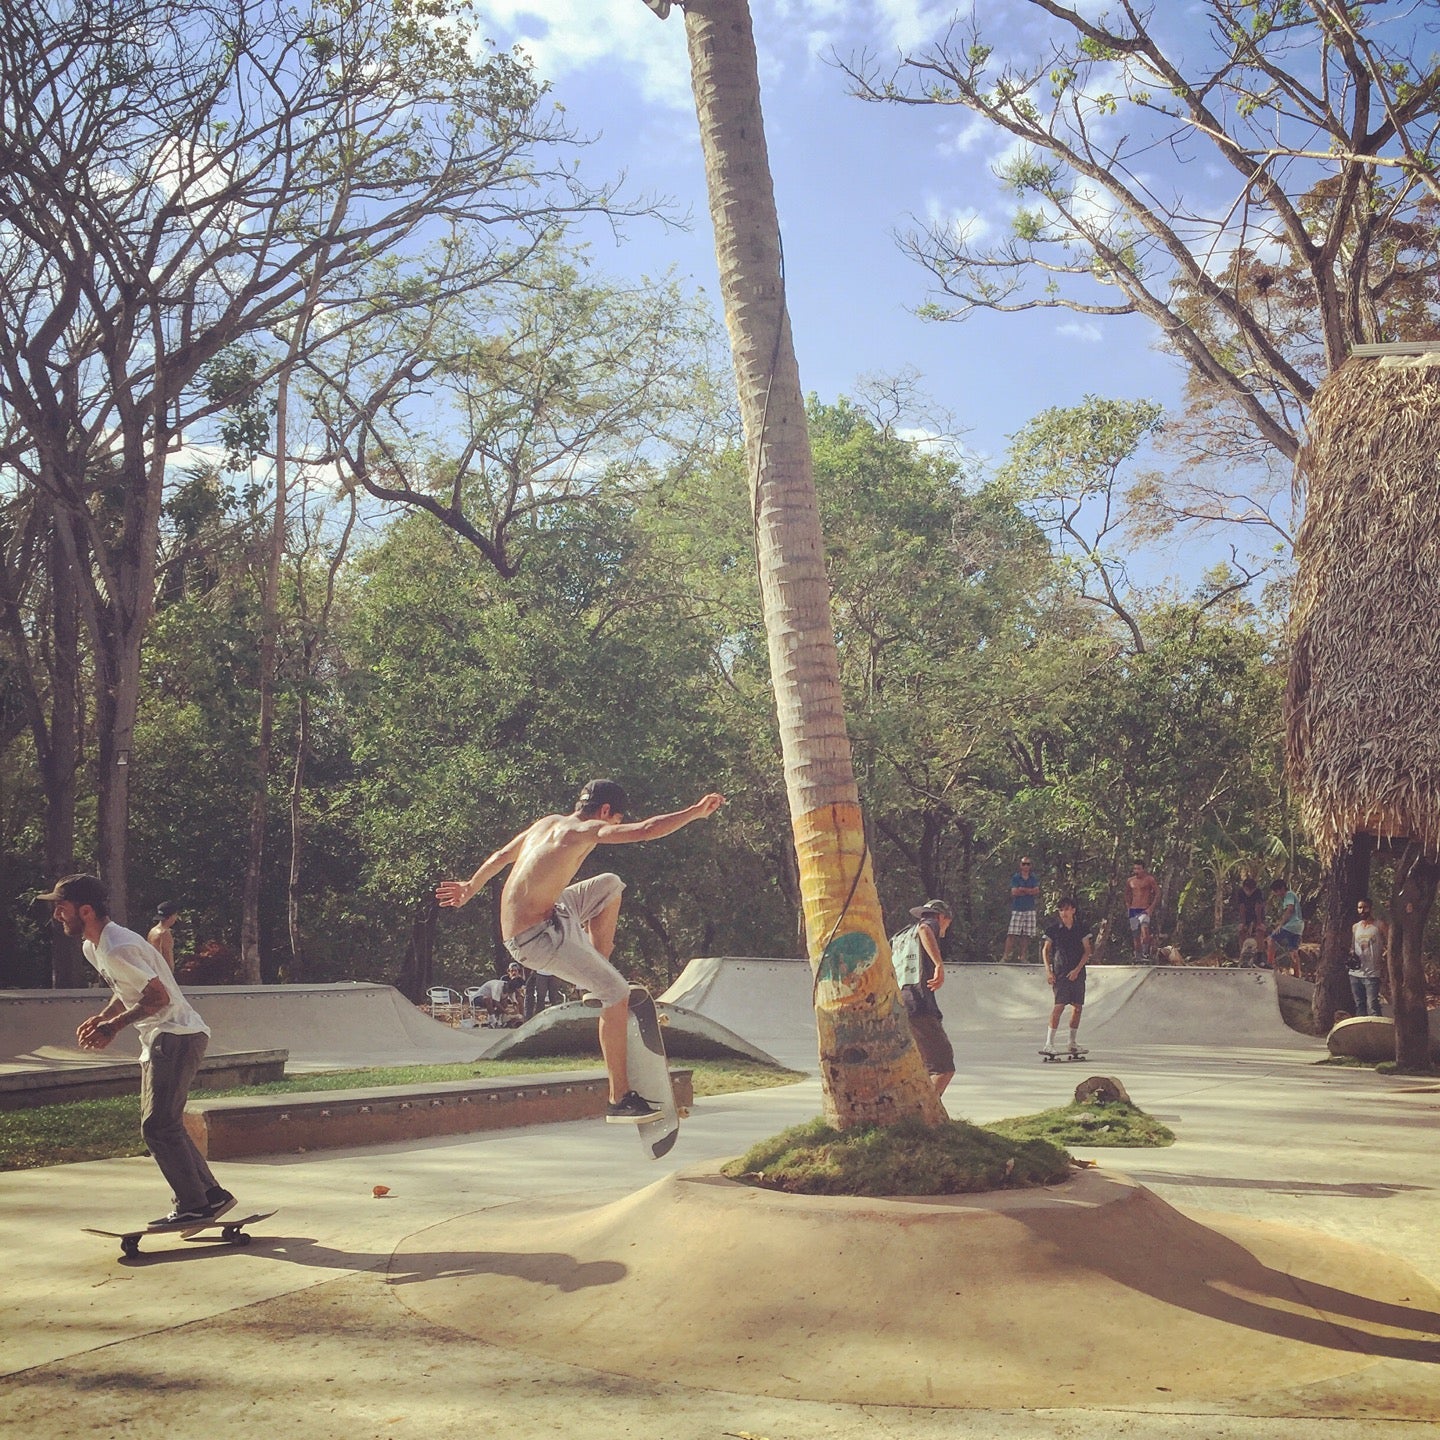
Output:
(204, 1189), (237, 1220)
(149, 1206), (210, 1228)
(605, 1090), (660, 1123)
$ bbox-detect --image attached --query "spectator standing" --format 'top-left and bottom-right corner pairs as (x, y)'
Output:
(1125, 861), (1160, 960)
(1231, 876), (1266, 952)
(147, 901), (182, 970)
(1348, 898), (1388, 1017)
(524, 965), (565, 1020)
(1266, 877), (1305, 976)
(1001, 857), (1040, 963)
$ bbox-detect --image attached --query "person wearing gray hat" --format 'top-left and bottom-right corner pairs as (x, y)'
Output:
(890, 900), (955, 1100)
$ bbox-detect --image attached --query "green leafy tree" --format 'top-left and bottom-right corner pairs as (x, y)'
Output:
(0, 0), (636, 924)
(841, 1), (1440, 470)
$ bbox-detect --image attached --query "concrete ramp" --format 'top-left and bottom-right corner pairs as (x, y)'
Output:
(660, 956), (816, 1069)
(657, 958), (1312, 1065)
(480, 1000), (783, 1066)
(0, 983), (489, 1074)
(950, 964), (1309, 1049)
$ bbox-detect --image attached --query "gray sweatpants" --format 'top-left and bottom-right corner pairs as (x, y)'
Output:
(141, 1030), (219, 1211)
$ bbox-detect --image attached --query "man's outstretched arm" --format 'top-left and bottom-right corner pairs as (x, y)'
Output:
(594, 793), (725, 844)
(436, 833), (526, 908)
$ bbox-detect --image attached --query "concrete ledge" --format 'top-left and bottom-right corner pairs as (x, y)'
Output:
(0, 1050), (289, 1111)
(183, 1068), (695, 1159)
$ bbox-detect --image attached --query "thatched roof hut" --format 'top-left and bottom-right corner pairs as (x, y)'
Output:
(1286, 346), (1440, 865)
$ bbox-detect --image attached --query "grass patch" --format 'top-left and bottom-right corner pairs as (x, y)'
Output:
(0, 1055), (804, 1171)
(721, 1116), (1071, 1196)
(986, 1099), (1175, 1149)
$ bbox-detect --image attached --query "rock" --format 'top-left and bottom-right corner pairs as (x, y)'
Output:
(1075, 1075), (1130, 1105)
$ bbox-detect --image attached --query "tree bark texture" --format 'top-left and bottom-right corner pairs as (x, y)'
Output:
(682, 0), (941, 1128)
(1388, 843), (1437, 1070)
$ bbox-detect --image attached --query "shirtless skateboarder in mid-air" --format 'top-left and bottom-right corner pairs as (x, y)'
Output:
(436, 780), (725, 1121)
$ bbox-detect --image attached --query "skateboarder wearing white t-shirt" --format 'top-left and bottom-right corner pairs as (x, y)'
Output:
(41, 873), (235, 1228)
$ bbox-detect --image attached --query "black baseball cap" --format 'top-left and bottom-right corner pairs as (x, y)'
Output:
(577, 778), (629, 814)
(37, 874), (109, 911)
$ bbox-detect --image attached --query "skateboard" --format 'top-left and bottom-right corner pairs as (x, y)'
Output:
(1040, 1050), (1089, 1063)
(83, 1210), (276, 1259)
(625, 985), (680, 1160)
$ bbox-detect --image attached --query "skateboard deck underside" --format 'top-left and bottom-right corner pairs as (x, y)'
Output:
(627, 986), (680, 1159)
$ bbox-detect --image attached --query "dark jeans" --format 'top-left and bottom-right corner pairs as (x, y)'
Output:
(524, 971), (565, 1020)
(1349, 974), (1382, 1017)
(141, 1030), (219, 1211)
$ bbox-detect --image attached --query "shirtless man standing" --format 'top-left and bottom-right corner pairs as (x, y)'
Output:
(1125, 861), (1160, 960)
(436, 779), (725, 1121)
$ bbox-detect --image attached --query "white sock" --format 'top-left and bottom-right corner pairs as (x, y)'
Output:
(1069, 1030), (1082, 1051)
(1045, 1028), (1057, 1051)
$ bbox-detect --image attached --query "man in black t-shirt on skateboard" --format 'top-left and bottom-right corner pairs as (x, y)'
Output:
(1041, 898), (1092, 1061)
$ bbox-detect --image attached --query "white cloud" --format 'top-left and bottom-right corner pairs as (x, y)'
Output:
(483, 0), (695, 110)
(1056, 320), (1104, 343)
(923, 195), (993, 246)
(940, 115), (991, 156)
(478, 1), (963, 110)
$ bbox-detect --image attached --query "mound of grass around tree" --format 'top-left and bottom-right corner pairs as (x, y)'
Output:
(721, 1116), (1072, 1196)
(987, 1099), (1175, 1149)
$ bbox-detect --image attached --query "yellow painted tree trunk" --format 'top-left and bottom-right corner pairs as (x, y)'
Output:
(680, 0), (942, 1128)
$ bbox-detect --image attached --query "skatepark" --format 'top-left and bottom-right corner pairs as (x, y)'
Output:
(3, 959), (1440, 1438)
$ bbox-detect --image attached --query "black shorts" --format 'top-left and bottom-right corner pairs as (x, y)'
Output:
(898, 996), (956, 1077)
(1052, 972), (1086, 1008)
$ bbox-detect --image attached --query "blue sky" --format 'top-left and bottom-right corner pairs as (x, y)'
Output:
(486, 3), (1176, 437)
(477, 1), (1297, 587)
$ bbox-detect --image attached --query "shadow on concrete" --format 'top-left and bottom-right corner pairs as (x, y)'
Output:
(104, 1233), (628, 1296)
(1127, 1170), (1431, 1199)
(1017, 1197), (1440, 1363)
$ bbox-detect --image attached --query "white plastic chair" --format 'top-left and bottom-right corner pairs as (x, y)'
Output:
(426, 986), (461, 1023)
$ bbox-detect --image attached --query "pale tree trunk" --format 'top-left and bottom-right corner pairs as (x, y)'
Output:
(44, 521), (84, 985)
(55, 458), (164, 931)
(238, 375), (289, 985)
(0, 504), (85, 983)
(240, 247), (337, 984)
(1389, 842), (1437, 1071)
(681, 0), (941, 1128)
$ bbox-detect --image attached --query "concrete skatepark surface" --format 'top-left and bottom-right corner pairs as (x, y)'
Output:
(4, 959), (1440, 1438)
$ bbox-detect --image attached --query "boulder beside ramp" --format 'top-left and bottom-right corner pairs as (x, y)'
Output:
(0, 983), (489, 1073)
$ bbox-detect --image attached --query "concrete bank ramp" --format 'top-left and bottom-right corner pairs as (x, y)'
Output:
(479, 1000), (782, 1066)
(0, 982), (488, 1074)
(658, 957), (1314, 1063)
(660, 956), (816, 1069)
(949, 964), (1313, 1048)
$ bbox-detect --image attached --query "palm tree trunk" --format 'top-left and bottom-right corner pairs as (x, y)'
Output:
(681, 0), (941, 1127)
